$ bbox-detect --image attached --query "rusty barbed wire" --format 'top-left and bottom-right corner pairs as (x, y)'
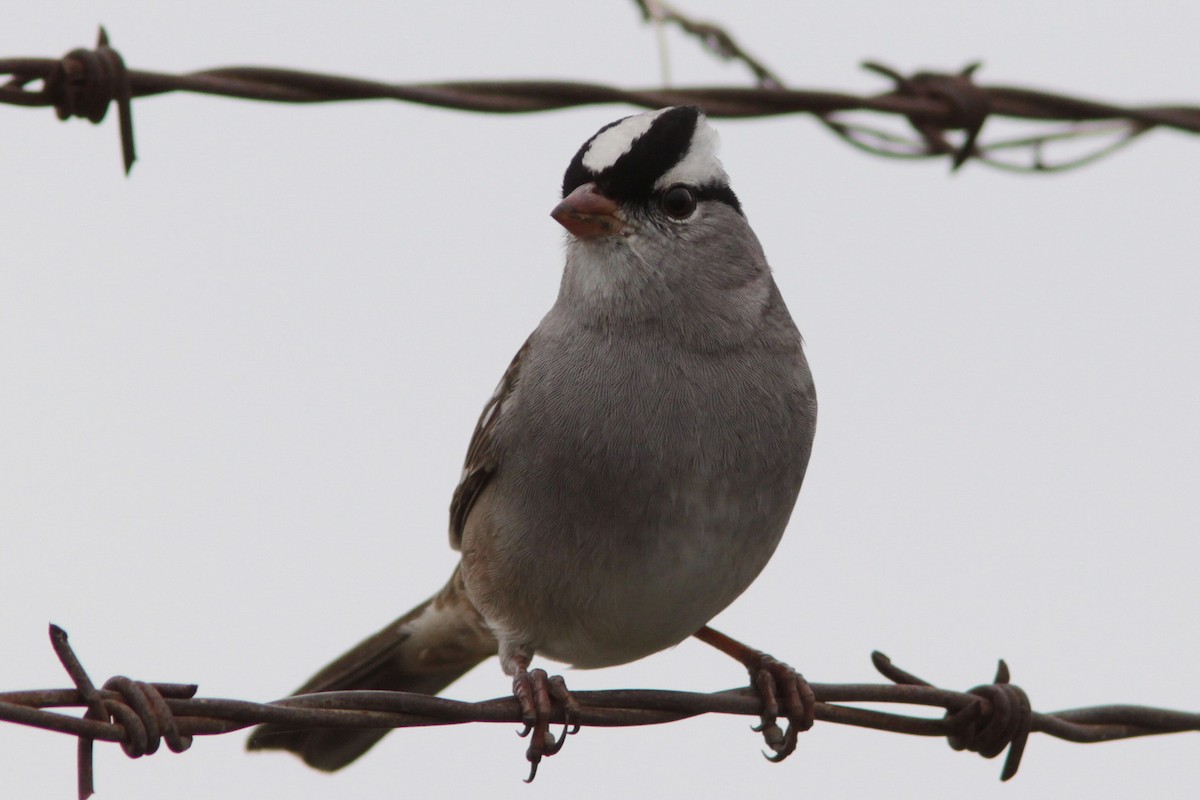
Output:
(2, 626), (1197, 800)
(2, 26), (1199, 175)
(3, 12), (1198, 799)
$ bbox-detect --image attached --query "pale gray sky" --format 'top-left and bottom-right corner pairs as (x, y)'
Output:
(2, 2), (1198, 798)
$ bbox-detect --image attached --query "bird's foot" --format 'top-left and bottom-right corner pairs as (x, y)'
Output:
(693, 625), (815, 762)
(744, 650), (815, 761)
(512, 667), (580, 782)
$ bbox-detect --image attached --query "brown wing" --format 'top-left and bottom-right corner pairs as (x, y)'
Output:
(449, 338), (530, 549)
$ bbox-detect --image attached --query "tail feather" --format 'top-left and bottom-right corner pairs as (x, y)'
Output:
(246, 565), (497, 771)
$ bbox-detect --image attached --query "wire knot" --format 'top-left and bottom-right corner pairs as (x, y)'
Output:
(863, 61), (990, 169)
(944, 660), (1032, 781)
(872, 651), (1031, 781)
(43, 27), (137, 173)
(48, 624), (197, 800)
(99, 676), (193, 758)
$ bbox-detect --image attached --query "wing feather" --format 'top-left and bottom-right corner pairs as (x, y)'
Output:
(448, 339), (530, 548)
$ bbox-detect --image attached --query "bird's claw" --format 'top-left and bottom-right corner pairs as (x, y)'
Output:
(746, 652), (814, 762)
(512, 667), (579, 781)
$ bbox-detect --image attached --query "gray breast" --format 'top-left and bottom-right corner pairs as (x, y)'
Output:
(465, 320), (815, 668)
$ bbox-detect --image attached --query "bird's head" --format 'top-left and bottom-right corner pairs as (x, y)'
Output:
(551, 107), (773, 340)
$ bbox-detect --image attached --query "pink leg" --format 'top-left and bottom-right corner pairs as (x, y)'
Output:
(694, 625), (815, 761)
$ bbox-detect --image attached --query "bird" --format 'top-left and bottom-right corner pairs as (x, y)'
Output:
(247, 105), (818, 779)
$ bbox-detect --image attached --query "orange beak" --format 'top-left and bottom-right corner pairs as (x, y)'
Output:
(551, 183), (624, 239)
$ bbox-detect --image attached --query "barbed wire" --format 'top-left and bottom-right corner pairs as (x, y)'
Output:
(3, 9), (1198, 798)
(2, 25), (1199, 175)
(2, 626), (1197, 800)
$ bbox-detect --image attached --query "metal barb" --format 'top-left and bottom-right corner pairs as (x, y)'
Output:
(37, 26), (136, 174)
(49, 625), (101, 800)
(42, 625), (195, 798)
(864, 60), (992, 170)
(874, 651), (1033, 781)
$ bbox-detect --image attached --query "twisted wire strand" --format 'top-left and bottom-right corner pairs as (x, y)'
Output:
(2, 626), (1196, 800)
(2, 28), (1198, 175)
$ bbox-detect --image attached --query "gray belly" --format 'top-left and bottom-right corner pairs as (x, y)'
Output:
(462, 474), (802, 668)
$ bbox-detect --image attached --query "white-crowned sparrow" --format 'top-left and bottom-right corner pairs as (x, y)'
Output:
(248, 106), (817, 778)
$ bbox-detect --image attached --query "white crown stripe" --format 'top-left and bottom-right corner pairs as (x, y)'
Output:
(654, 120), (728, 189)
(581, 108), (669, 173)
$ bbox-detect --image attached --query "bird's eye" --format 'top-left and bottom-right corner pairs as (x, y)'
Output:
(660, 185), (697, 220)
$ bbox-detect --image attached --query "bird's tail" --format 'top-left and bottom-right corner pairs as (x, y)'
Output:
(246, 564), (498, 771)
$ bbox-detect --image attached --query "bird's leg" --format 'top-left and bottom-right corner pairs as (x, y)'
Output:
(504, 651), (580, 782)
(693, 625), (815, 761)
